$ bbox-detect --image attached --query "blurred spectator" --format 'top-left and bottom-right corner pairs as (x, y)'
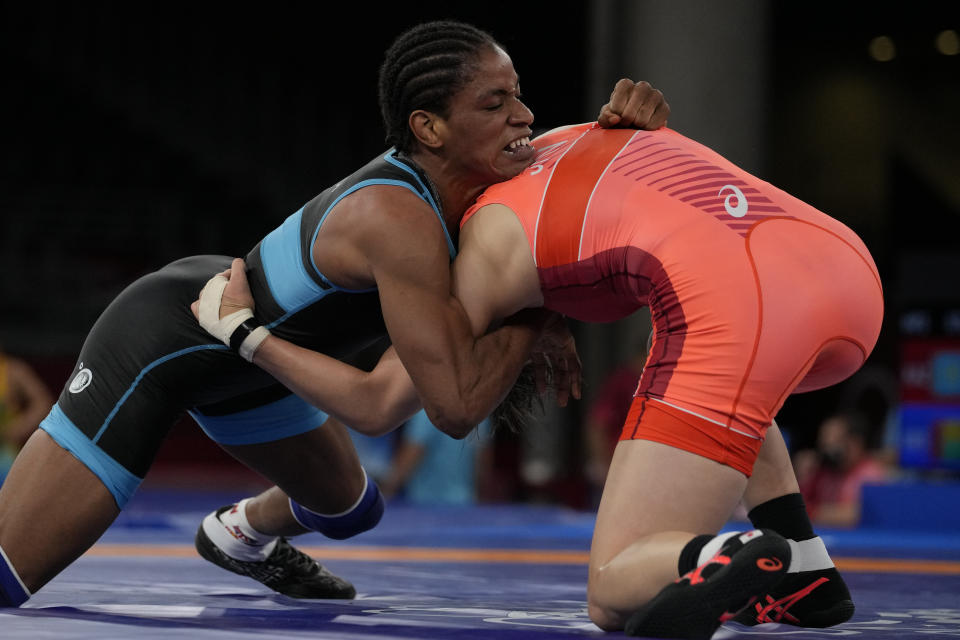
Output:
(794, 410), (891, 528)
(380, 410), (492, 506)
(582, 349), (647, 506)
(838, 364), (901, 468)
(0, 348), (54, 483)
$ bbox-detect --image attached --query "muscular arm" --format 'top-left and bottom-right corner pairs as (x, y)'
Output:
(203, 191), (548, 439)
(452, 204), (543, 334)
(452, 204), (582, 407)
(365, 191), (547, 437)
(193, 258), (423, 436)
(195, 78), (665, 436)
(252, 339), (421, 437)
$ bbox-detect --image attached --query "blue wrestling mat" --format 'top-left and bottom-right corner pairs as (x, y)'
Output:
(2, 489), (959, 639)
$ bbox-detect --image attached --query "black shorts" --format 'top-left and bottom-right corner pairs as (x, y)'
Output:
(40, 255), (327, 507)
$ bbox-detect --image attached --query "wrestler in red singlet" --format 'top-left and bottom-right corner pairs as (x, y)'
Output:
(464, 123), (883, 475)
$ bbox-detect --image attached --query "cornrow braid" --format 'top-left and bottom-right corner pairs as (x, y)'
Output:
(378, 21), (501, 153)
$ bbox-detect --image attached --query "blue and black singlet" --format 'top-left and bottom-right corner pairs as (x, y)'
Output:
(40, 149), (455, 507)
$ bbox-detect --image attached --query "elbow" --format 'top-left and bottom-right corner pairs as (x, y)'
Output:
(423, 404), (485, 440)
(419, 375), (493, 439)
(431, 417), (474, 440)
(347, 414), (402, 438)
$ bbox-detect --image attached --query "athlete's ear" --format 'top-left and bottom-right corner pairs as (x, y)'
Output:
(409, 110), (445, 149)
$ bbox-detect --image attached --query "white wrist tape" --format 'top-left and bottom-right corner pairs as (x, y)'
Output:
(238, 326), (271, 362)
(197, 273), (254, 345)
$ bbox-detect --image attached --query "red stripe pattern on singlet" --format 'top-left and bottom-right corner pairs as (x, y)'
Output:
(609, 133), (788, 237)
(534, 129), (639, 268)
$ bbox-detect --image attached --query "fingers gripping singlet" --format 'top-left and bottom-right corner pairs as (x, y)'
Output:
(464, 124), (883, 474)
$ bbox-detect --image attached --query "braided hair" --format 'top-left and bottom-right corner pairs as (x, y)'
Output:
(378, 21), (502, 153)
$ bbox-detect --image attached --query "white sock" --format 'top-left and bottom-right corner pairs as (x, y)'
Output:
(202, 498), (278, 561)
(696, 531), (835, 574)
(786, 536), (835, 573)
(696, 530), (741, 566)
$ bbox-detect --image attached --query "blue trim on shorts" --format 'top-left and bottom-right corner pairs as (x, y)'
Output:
(190, 393), (328, 445)
(94, 344), (228, 443)
(40, 404), (142, 509)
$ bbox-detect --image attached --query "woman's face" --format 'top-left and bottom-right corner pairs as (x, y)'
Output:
(435, 45), (535, 187)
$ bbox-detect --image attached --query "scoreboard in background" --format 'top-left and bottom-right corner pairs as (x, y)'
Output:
(899, 307), (960, 470)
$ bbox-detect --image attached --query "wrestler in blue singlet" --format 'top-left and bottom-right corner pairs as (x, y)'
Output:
(40, 150), (455, 507)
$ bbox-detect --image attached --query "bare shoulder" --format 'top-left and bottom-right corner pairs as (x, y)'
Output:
(347, 185), (452, 285)
(461, 203), (527, 255)
(341, 182), (446, 239)
(313, 183), (448, 288)
(337, 183), (438, 228)
(460, 203), (538, 301)
(352, 185), (448, 257)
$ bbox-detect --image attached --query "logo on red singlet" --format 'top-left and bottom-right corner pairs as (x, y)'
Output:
(719, 184), (748, 218)
(528, 140), (571, 175)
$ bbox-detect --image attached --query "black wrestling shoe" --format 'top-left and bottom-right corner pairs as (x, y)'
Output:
(733, 566), (854, 627)
(195, 505), (356, 599)
(624, 530), (791, 639)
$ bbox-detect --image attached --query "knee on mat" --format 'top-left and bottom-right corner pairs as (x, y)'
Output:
(587, 599), (624, 632)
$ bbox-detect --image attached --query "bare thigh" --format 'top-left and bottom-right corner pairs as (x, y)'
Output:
(0, 430), (120, 592)
(587, 439), (747, 626)
(742, 421), (799, 510)
(219, 416), (365, 514)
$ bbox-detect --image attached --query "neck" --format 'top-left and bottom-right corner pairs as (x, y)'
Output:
(408, 149), (488, 236)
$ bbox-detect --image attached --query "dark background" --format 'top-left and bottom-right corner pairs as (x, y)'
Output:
(0, 3), (591, 353)
(1, 2), (957, 500)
